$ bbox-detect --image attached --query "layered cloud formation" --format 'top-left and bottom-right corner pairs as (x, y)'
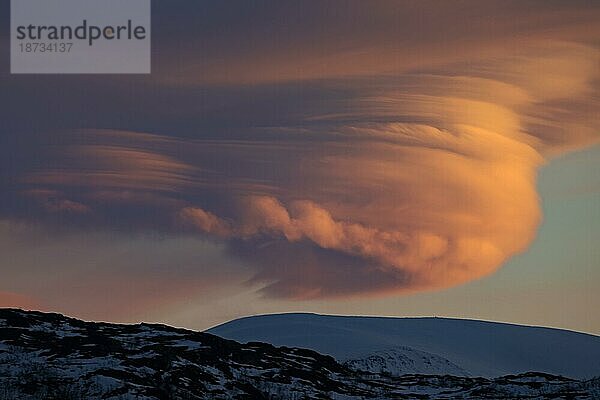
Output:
(0, 1), (599, 305)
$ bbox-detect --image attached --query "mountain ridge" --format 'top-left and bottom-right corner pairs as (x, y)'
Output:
(209, 312), (600, 338)
(208, 312), (600, 379)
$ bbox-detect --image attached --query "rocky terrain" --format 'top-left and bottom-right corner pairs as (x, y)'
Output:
(1, 309), (599, 399)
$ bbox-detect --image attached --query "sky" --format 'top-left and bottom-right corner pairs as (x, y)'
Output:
(0, 1), (599, 333)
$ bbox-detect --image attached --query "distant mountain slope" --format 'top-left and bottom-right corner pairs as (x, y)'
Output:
(1, 309), (599, 400)
(208, 313), (600, 379)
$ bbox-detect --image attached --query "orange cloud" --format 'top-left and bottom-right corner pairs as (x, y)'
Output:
(177, 42), (599, 297)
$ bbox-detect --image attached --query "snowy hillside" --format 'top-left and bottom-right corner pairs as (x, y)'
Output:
(344, 346), (469, 377)
(209, 313), (600, 379)
(1, 309), (599, 399)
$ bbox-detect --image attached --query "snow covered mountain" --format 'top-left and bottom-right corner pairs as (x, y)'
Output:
(1, 309), (599, 399)
(209, 313), (600, 379)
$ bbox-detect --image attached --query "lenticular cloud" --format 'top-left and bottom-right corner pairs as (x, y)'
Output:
(1, 33), (599, 299)
(169, 41), (598, 298)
